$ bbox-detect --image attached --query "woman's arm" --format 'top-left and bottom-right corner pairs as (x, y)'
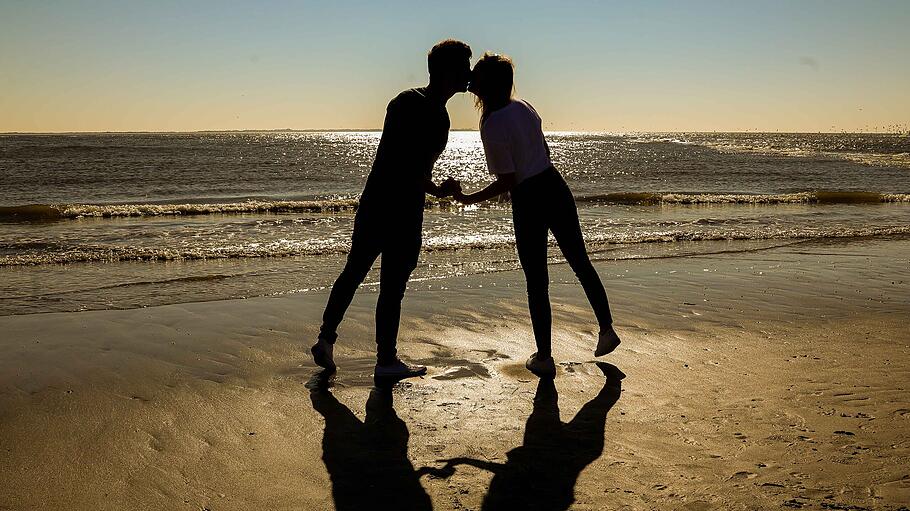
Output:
(453, 173), (516, 205)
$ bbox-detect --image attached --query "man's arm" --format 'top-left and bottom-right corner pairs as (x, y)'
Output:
(453, 173), (516, 205)
(425, 177), (457, 198)
(382, 93), (449, 198)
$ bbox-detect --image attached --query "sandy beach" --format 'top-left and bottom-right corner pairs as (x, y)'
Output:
(1, 236), (909, 510)
(4, 2), (910, 509)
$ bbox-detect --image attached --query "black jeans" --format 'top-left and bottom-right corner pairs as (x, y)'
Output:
(511, 167), (613, 359)
(319, 207), (421, 365)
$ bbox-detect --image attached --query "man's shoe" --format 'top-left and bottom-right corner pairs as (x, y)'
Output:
(525, 352), (556, 378)
(311, 338), (336, 370)
(595, 327), (621, 357)
(374, 359), (427, 379)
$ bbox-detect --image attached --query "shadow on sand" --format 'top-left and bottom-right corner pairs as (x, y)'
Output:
(308, 370), (433, 511)
(310, 362), (623, 511)
(431, 361), (624, 510)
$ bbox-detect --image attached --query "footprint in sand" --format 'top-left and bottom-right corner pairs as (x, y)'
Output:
(470, 349), (511, 361)
(498, 362), (542, 379)
(559, 361), (583, 373)
(681, 500), (714, 511)
(873, 477), (910, 503)
(432, 365), (489, 381)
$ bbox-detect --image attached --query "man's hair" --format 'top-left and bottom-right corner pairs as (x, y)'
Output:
(427, 39), (472, 77)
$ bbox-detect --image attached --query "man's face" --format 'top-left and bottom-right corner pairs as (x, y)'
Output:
(455, 57), (472, 93)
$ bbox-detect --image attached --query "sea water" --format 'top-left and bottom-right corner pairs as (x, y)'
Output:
(1, 131), (908, 315)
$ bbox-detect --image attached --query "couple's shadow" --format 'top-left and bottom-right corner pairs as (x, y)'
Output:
(308, 362), (624, 511)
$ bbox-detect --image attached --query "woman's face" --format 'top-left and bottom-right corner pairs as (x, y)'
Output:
(467, 66), (484, 96)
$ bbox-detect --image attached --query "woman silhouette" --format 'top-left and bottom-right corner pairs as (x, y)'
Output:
(427, 362), (624, 509)
(452, 53), (622, 377)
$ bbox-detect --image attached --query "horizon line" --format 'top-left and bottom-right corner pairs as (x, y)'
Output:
(3, 129), (909, 136)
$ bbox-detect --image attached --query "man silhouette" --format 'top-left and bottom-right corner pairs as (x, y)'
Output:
(311, 39), (472, 378)
(309, 377), (433, 511)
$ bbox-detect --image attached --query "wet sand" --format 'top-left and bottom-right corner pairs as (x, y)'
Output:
(1, 237), (909, 510)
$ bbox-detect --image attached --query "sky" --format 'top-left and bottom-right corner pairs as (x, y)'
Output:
(1, 0), (908, 133)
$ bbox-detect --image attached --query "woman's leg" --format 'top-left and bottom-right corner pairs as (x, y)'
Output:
(549, 182), (614, 329)
(513, 197), (553, 358)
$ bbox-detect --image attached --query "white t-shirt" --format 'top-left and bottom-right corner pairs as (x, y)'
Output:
(480, 99), (553, 183)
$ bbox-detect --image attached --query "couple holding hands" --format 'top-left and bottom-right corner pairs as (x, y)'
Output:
(310, 39), (621, 380)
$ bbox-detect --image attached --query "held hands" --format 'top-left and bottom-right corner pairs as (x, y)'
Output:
(438, 177), (464, 200)
(415, 457), (501, 479)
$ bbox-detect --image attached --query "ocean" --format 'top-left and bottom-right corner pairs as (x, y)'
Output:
(1, 131), (908, 316)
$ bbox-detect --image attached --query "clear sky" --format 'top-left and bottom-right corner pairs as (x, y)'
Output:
(1, 0), (908, 132)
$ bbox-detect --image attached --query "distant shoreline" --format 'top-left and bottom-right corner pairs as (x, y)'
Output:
(2, 129), (909, 135)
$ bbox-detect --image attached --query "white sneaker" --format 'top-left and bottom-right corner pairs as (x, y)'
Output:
(374, 359), (427, 379)
(311, 338), (336, 370)
(595, 327), (621, 357)
(525, 352), (556, 378)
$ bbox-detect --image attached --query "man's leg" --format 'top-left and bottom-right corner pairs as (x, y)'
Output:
(319, 219), (381, 344)
(374, 232), (421, 367)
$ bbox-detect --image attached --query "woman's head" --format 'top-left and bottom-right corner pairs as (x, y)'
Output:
(469, 52), (514, 119)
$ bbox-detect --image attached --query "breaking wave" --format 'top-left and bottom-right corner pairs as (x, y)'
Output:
(574, 191), (910, 205)
(0, 199), (363, 221)
(3, 224), (909, 267)
(2, 191), (908, 222)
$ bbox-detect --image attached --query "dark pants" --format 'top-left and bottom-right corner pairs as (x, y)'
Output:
(511, 167), (613, 359)
(319, 208), (421, 365)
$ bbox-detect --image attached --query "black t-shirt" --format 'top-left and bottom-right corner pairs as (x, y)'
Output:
(359, 88), (450, 217)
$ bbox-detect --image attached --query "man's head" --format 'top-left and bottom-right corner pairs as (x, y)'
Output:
(428, 39), (472, 94)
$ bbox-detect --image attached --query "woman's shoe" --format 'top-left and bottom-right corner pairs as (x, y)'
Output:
(595, 327), (621, 357)
(525, 352), (557, 378)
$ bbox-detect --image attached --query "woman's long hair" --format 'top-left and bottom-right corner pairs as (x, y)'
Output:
(471, 53), (515, 126)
